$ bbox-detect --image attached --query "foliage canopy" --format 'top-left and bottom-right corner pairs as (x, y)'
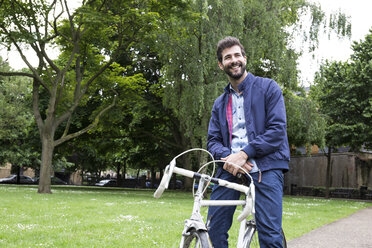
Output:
(312, 29), (372, 151)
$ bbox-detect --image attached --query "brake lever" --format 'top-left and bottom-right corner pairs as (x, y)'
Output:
(236, 172), (249, 185)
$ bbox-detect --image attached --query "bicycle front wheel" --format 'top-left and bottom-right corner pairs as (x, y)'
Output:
(182, 228), (212, 248)
(243, 224), (259, 248)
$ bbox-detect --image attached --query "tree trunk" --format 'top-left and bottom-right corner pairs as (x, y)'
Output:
(136, 169), (140, 187)
(182, 153), (193, 190)
(123, 161), (127, 179)
(325, 147), (333, 198)
(116, 163), (122, 186)
(171, 172), (176, 189)
(151, 167), (155, 188)
(38, 134), (54, 193)
(159, 167), (163, 182)
(16, 165), (21, 184)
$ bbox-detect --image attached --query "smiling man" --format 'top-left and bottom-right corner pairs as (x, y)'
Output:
(207, 36), (290, 248)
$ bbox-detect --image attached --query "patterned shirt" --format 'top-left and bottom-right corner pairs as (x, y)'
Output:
(230, 86), (258, 173)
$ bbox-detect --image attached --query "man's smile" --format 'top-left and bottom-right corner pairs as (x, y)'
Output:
(229, 62), (242, 70)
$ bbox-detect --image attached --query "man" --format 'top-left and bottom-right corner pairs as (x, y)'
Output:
(207, 36), (290, 248)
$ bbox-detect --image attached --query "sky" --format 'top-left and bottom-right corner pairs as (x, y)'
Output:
(298, 0), (372, 86)
(1, 0), (372, 87)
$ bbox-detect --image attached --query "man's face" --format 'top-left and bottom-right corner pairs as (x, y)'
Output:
(218, 45), (247, 80)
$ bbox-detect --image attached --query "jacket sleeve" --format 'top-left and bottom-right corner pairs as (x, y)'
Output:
(207, 101), (231, 160)
(242, 81), (288, 158)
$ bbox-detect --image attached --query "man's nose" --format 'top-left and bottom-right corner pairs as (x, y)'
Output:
(231, 55), (239, 63)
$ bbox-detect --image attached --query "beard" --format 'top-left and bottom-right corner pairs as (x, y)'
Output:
(223, 61), (246, 79)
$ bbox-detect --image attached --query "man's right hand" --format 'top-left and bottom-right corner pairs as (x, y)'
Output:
(221, 151), (254, 176)
(239, 161), (254, 174)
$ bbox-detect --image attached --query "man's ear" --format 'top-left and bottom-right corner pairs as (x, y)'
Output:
(218, 61), (224, 70)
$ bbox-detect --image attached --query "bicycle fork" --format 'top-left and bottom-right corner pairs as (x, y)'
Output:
(179, 175), (211, 247)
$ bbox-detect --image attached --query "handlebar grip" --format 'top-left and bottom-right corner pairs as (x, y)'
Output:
(153, 160), (175, 199)
(153, 184), (166, 199)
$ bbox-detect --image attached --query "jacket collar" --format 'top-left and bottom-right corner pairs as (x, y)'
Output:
(224, 72), (253, 94)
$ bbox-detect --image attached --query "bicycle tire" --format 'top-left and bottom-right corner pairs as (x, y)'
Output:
(243, 224), (287, 248)
(182, 228), (212, 248)
(281, 228), (287, 248)
(243, 224), (259, 248)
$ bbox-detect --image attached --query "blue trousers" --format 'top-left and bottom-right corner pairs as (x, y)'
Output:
(207, 167), (284, 248)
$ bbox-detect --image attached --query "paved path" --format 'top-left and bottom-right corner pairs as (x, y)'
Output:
(287, 206), (372, 248)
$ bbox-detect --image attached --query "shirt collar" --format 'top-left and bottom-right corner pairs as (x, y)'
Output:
(224, 72), (252, 94)
(229, 84), (237, 94)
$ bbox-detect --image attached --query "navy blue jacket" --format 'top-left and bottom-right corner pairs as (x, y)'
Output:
(207, 73), (289, 172)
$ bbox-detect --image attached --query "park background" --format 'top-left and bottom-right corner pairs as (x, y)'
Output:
(0, 0), (372, 247)
(0, 0), (371, 195)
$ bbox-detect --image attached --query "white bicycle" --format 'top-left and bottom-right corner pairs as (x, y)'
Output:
(154, 149), (287, 248)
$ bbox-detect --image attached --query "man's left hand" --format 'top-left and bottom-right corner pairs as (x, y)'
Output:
(221, 151), (249, 176)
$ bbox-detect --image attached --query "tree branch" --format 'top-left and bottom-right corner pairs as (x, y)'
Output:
(64, 0), (76, 36)
(54, 95), (117, 147)
(54, 58), (113, 129)
(61, 113), (73, 139)
(55, 74), (66, 108)
(0, 25), (51, 93)
(50, 3), (70, 43)
(32, 79), (44, 132)
(0, 71), (35, 78)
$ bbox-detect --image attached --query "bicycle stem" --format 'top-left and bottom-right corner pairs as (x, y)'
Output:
(190, 175), (209, 221)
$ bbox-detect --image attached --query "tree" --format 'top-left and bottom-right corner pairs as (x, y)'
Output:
(285, 91), (326, 154)
(311, 29), (372, 197)
(63, 75), (178, 186)
(0, 57), (40, 176)
(59, 0), (192, 184)
(54, 44), (180, 186)
(154, 0), (350, 189)
(0, 0), (158, 193)
(313, 30), (372, 150)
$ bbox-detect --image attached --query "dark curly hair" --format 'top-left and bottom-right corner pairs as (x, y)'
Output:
(216, 36), (246, 63)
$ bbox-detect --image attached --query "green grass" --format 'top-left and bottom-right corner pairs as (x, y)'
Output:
(0, 185), (371, 247)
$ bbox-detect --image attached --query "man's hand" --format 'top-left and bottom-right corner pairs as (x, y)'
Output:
(222, 151), (253, 176)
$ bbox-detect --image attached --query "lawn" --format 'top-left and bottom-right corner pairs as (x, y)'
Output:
(0, 185), (370, 247)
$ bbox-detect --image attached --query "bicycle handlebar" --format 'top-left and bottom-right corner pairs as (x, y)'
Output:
(153, 152), (256, 222)
(153, 159), (175, 199)
(154, 160), (252, 198)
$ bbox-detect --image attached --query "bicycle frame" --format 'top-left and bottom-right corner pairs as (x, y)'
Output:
(154, 158), (256, 248)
